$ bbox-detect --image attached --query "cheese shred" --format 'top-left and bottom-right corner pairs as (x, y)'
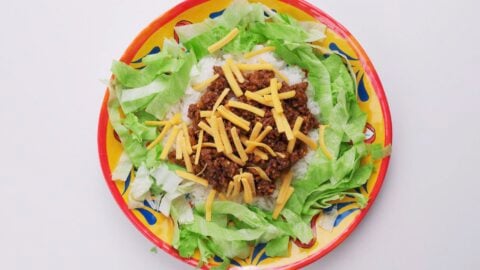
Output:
(246, 141), (277, 157)
(319, 125), (334, 160)
(294, 130), (318, 150)
(147, 122), (172, 150)
(175, 131), (183, 160)
(198, 121), (214, 136)
(212, 88), (231, 113)
(273, 172), (294, 219)
(207, 118), (225, 153)
(245, 91), (274, 107)
(205, 189), (216, 222)
(192, 74), (220, 91)
(181, 123), (193, 154)
(194, 130), (204, 165)
(175, 170), (209, 187)
(227, 58), (245, 83)
(244, 46), (276, 59)
(208, 28), (240, 53)
(270, 78), (283, 114)
(231, 127), (248, 162)
(160, 126), (180, 160)
(245, 126), (273, 153)
(217, 117), (233, 154)
(249, 122), (263, 141)
(217, 106), (250, 131)
(222, 64), (243, 97)
(227, 100), (265, 117)
(287, 117), (304, 153)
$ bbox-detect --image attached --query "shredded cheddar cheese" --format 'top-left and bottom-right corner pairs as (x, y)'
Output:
(145, 120), (169, 126)
(205, 189), (216, 222)
(273, 187), (294, 219)
(231, 127), (248, 162)
(160, 126), (180, 160)
(217, 117), (233, 154)
(264, 91), (296, 101)
(294, 130), (318, 150)
(249, 122), (263, 141)
(212, 88), (231, 113)
(243, 173), (256, 196)
(217, 106), (250, 131)
(254, 82), (282, 96)
(237, 63), (274, 71)
(194, 130), (204, 165)
(170, 113), (183, 125)
(280, 113), (294, 141)
(246, 141), (277, 157)
(272, 109), (285, 133)
(232, 176), (241, 197)
(253, 149), (269, 160)
(273, 172), (294, 219)
(175, 131), (183, 160)
(270, 78), (283, 114)
(181, 123), (193, 154)
(147, 122), (172, 150)
(227, 58), (245, 83)
(208, 28), (240, 53)
(227, 100), (265, 117)
(180, 133), (194, 172)
(244, 46), (276, 59)
(287, 117), (304, 153)
(225, 153), (246, 166)
(245, 126), (273, 153)
(319, 125), (334, 160)
(207, 117), (225, 153)
(175, 170), (209, 187)
(226, 182), (234, 198)
(198, 121), (214, 136)
(200, 111), (213, 118)
(221, 64), (243, 97)
(193, 142), (216, 149)
(249, 167), (271, 181)
(241, 177), (253, 204)
(192, 74), (220, 91)
(245, 91), (274, 107)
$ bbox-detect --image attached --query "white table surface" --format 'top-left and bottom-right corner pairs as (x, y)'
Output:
(1, 0), (479, 269)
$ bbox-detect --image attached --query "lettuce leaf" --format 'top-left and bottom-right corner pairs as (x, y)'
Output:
(111, 152), (132, 181)
(145, 52), (196, 119)
(265, 235), (289, 257)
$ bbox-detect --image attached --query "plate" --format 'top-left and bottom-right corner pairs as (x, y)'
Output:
(98, 0), (392, 269)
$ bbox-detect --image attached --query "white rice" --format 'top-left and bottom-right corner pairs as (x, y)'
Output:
(170, 48), (321, 211)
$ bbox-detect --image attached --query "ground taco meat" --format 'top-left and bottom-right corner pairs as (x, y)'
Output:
(170, 67), (319, 196)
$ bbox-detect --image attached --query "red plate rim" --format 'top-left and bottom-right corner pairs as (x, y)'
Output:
(97, 0), (393, 269)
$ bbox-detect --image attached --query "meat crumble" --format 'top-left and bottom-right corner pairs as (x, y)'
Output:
(171, 67), (319, 196)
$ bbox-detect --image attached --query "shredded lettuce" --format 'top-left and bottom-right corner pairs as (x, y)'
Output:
(265, 235), (289, 257)
(111, 152), (132, 181)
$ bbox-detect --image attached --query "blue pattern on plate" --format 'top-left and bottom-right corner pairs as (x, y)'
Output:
(334, 208), (359, 227)
(329, 43), (358, 60)
(357, 74), (370, 102)
(122, 171), (131, 195)
(210, 10), (225, 19)
(135, 208), (157, 225)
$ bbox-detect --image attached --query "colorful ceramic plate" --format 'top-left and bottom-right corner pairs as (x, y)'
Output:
(98, 0), (392, 269)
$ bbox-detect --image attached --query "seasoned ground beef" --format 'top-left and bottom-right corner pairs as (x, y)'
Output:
(170, 66), (319, 195)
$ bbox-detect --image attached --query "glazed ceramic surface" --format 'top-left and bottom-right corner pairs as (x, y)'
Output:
(98, 0), (392, 269)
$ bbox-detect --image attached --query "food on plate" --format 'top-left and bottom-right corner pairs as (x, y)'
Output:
(107, 0), (391, 268)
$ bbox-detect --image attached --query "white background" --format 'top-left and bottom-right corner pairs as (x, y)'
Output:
(1, 0), (479, 269)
